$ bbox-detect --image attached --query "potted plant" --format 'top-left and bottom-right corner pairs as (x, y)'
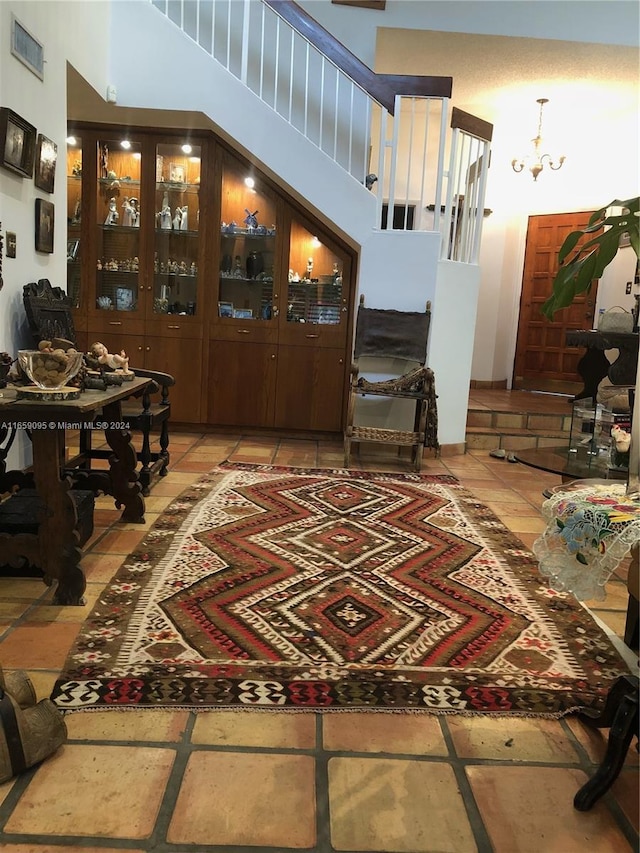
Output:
(541, 195), (639, 496)
(541, 195), (639, 319)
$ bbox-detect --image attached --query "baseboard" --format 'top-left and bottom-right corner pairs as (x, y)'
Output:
(469, 379), (508, 390)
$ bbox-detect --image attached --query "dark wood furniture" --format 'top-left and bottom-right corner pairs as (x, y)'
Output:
(566, 329), (639, 402)
(23, 279), (174, 495)
(0, 377), (152, 604)
(344, 297), (438, 471)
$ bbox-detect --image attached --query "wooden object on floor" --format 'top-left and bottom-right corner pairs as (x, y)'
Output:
(23, 279), (174, 494)
(0, 378), (152, 604)
(344, 296), (438, 471)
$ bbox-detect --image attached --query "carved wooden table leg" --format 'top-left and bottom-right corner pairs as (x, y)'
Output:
(573, 675), (639, 811)
(102, 399), (145, 523)
(30, 430), (85, 606)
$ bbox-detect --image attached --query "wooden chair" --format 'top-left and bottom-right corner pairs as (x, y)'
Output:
(22, 279), (174, 495)
(344, 296), (438, 472)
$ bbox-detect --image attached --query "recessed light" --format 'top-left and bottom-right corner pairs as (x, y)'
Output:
(181, 144), (192, 154)
(244, 177), (255, 189)
(120, 140), (131, 150)
(66, 136), (77, 146)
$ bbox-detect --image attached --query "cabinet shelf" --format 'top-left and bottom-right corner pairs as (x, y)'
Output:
(155, 229), (199, 238)
(219, 276), (274, 284)
(156, 181), (199, 192)
(221, 228), (276, 238)
(99, 178), (140, 188)
(100, 225), (141, 234)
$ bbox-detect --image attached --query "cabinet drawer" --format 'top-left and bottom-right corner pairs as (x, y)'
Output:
(278, 323), (348, 349)
(212, 322), (278, 344)
(146, 319), (203, 339)
(88, 317), (146, 337)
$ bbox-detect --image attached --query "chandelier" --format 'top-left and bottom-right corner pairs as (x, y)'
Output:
(511, 98), (565, 181)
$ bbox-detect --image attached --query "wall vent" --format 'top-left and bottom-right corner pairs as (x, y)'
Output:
(11, 15), (44, 80)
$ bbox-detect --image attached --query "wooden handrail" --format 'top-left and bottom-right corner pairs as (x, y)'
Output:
(263, 0), (452, 114)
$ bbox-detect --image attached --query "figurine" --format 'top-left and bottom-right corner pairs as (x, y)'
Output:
(122, 197), (133, 227)
(159, 193), (171, 230)
(305, 257), (314, 279)
(104, 198), (118, 226)
(90, 342), (133, 374)
(130, 197), (140, 227)
(244, 209), (258, 231)
(179, 205), (188, 231)
(172, 207), (182, 230)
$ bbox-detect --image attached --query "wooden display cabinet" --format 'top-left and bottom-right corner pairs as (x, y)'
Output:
(69, 123), (355, 436)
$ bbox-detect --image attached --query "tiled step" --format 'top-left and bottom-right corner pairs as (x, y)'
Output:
(466, 407), (573, 452)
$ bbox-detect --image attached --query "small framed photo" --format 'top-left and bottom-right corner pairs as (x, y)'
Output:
(169, 162), (185, 183)
(116, 287), (135, 311)
(233, 308), (253, 319)
(35, 198), (54, 253)
(34, 133), (57, 192)
(67, 238), (80, 262)
(218, 301), (234, 318)
(0, 107), (36, 178)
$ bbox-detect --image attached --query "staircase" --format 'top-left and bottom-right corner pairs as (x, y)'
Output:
(465, 390), (573, 452)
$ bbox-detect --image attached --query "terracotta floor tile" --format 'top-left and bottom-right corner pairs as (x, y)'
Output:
(496, 515), (546, 533)
(0, 599), (37, 621)
(565, 716), (640, 767)
(0, 777), (16, 808)
(159, 471), (202, 484)
(467, 765), (631, 852)
(0, 622), (81, 668)
(167, 752), (316, 848)
(329, 756), (476, 852)
(0, 579), (48, 599)
(80, 553), (125, 583)
(590, 609), (628, 638)
(447, 716), (579, 762)
(487, 501), (546, 518)
(584, 580), (630, 612)
(140, 479), (190, 497)
(0, 847), (145, 852)
(4, 744), (175, 838)
(28, 582), (105, 623)
(93, 528), (149, 555)
(23, 668), (58, 699)
(323, 712), (447, 756)
(170, 459), (216, 472)
(611, 768), (640, 833)
(191, 709), (316, 748)
(66, 709), (190, 742)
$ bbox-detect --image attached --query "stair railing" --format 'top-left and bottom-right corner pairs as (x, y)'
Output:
(150, 0), (491, 261)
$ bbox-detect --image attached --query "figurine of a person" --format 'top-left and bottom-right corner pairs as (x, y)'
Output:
(305, 257), (314, 279)
(159, 192), (171, 230)
(179, 205), (188, 231)
(104, 198), (118, 226)
(172, 207), (182, 230)
(121, 197), (133, 227)
(90, 341), (133, 374)
(130, 197), (140, 227)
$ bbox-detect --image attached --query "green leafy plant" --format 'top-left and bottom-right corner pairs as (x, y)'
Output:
(541, 195), (640, 320)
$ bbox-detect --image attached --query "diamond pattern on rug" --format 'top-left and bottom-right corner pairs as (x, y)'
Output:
(51, 463), (632, 715)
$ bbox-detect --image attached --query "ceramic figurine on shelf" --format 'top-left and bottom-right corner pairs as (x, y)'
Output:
(71, 199), (81, 225)
(305, 257), (314, 280)
(159, 193), (171, 230)
(121, 197), (133, 227)
(179, 206), (188, 231)
(244, 209), (258, 231)
(104, 198), (118, 226)
(172, 207), (182, 230)
(89, 342), (133, 375)
(130, 198), (140, 227)
(233, 255), (244, 278)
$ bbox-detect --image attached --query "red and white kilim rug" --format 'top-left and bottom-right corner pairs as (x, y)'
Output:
(52, 463), (631, 715)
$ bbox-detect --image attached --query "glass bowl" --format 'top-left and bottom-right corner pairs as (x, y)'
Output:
(18, 349), (84, 390)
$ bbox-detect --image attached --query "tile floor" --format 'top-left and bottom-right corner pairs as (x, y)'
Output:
(0, 406), (638, 852)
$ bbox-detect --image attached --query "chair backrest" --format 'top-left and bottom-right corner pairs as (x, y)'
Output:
(23, 279), (77, 346)
(354, 297), (431, 364)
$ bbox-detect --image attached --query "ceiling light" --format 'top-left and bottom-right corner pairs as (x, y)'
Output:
(181, 144), (192, 154)
(66, 136), (77, 146)
(244, 177), (255, 189)
(120, 139), (131, 150)
(511, 98), (565, 181)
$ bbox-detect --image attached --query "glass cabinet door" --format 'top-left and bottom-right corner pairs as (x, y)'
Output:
(95, 137), (142, 314)
(286, 219), (346, 329)
(218, 160), (278, 322)
(66, 134), (82, 308)
(153, 142), (201, 315)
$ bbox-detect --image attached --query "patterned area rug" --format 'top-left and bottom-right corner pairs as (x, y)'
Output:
(52, 463), (630, 715)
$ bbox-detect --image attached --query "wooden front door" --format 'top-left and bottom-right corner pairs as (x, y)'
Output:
(513, 211), (597, 393)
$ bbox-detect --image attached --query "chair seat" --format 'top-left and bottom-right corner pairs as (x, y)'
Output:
(348, 425), (424, 446)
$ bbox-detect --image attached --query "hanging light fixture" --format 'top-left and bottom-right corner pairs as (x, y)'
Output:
(511, 98), (565, 181)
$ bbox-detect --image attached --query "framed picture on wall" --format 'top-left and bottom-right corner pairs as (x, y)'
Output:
(35, 198), (54, 253)
(0, 107), (36, 178)
(34, 133), (57, 193)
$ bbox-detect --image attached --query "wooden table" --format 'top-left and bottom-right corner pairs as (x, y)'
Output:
(0, 377), (152, 604)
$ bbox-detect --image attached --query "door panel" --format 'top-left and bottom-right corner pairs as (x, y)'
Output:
(274, 346), (347, 432)
(513, 211), (597, 393)
(208, 340), (277, 428)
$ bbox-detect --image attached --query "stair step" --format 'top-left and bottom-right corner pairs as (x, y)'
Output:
(465, 425), (569, 452)
(466, 410), (572, 433)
